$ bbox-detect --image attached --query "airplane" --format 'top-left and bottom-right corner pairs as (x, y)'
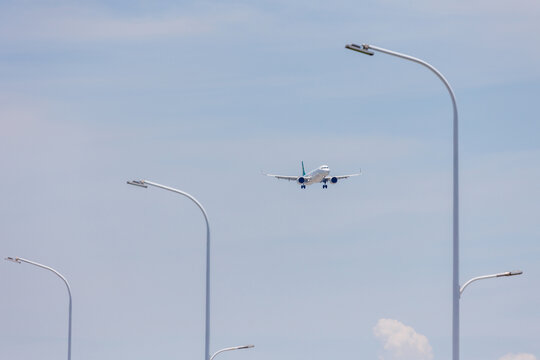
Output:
(264, 161), (361, 189)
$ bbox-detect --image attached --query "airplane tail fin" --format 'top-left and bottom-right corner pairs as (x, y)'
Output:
(301, 161), (306, 176)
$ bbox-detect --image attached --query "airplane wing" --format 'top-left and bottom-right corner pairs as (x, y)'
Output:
(264, 173), (300, 181)
(323, 171), (361, 181)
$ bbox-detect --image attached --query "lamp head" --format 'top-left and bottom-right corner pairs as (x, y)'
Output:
(498, 270), (524, 277)
(345, 43), (374, 56)
(127, 180), (148, 188)
(5, 257), (21, 263)
(237, 345), (254, 350)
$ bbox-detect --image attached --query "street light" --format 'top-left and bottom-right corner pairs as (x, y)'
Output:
(127, 179), (211, 360)
(346, 42), (460, 360)
(5, 257), (73, 360)
(460, 270), (523, 297)
(210, 345), (255, 360)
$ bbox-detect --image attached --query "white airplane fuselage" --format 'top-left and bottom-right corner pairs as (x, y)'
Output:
(301, 165), (330, 186)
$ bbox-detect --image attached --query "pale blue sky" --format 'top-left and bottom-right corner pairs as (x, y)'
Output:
(1, 1), (539, 360)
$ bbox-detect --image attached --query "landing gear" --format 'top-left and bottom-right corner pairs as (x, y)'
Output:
(323, 184), (328, 189)
(301, 185), (306, 189)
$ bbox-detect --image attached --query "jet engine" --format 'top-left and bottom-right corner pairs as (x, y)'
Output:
(297, 177), (305, 184)
(331, 177), (338, 184)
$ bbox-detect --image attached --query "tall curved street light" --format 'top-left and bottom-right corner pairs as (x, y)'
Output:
(210, 345), (255, 360)
(127, 179), (211, 360)
(346, 43), (460, 360)
(5, 257), (73, 360)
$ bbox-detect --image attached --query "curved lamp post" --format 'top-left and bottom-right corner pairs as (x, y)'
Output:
(127, 179), (211, 360)
(5, 257), (72, 360)
(346, 43), (460, 360)
(460, 270), (523, 297)
(210, 345), (254, 360)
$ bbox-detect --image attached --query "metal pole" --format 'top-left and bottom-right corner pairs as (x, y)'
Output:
(346, 43), (460, 360)
(5, 257), (72, 360)
(127, 180), (211, 360)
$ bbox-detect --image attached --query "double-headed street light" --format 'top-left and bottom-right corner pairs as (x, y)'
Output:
(346, 42), (460, 360)
(5, 257), (72, 360)
(346, 42), (523, 360)
(127, 179), (212, 360)
(127, 180), (254, 360)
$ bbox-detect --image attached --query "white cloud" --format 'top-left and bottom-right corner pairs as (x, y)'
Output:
(0, 4), (260, 43)
(380, 0), (540, 16)
(499, 354), (537, 360)
(373, 319), (433, 360)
